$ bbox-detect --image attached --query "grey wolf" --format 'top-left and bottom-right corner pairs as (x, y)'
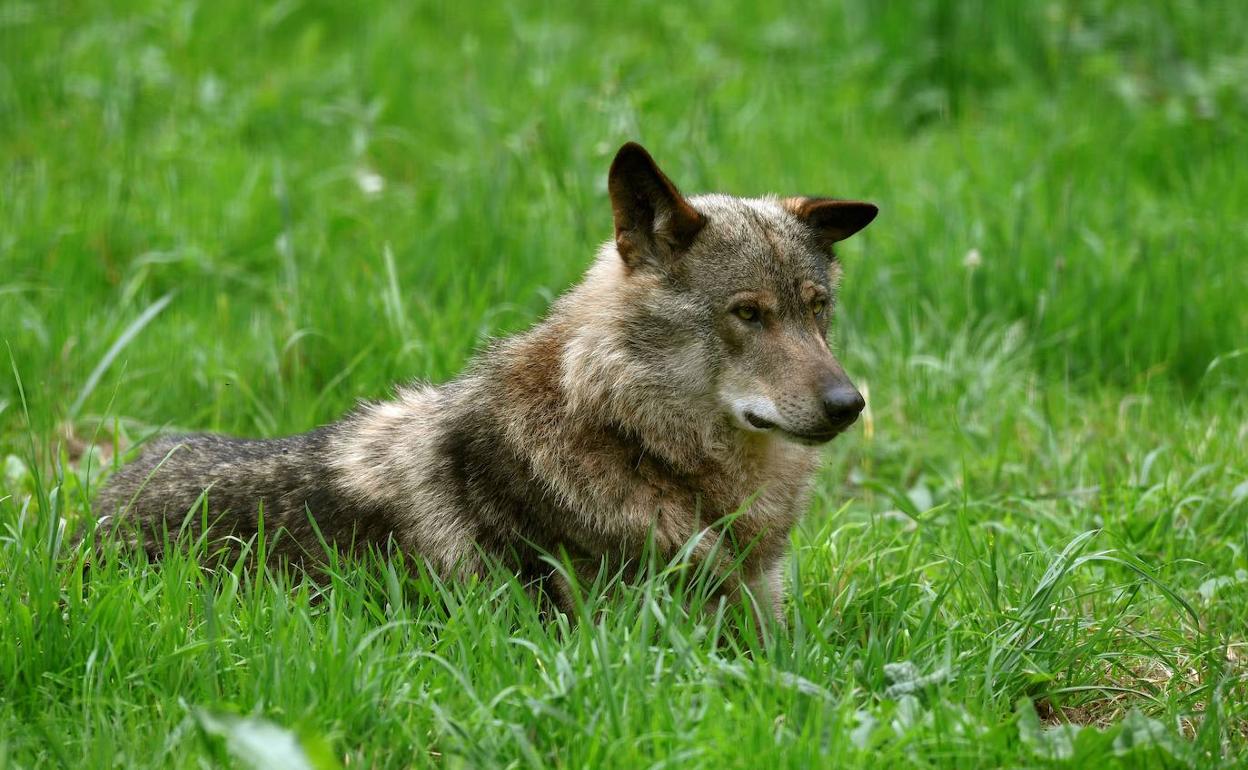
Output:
(93, 142), (878, 619)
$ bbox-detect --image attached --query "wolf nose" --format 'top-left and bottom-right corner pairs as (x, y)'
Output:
(821, 384), (865, 427)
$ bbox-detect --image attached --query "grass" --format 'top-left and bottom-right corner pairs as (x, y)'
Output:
(2, 0), (1247, 766)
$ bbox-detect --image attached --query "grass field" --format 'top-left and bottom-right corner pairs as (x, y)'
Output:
(3, 0), (1247, 767)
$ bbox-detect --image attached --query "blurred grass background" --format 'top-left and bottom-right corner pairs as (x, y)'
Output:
(1, 1), (1246, 767)
(3, 0), (1245, 434)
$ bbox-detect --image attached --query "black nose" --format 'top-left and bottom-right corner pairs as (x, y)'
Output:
(822, 383), (865, 426)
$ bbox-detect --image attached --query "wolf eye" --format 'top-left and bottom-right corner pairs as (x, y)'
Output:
(732, 304), (761, 324)
(811, 298), (827, 316)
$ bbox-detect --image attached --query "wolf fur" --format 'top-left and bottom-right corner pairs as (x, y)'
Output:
(94, 142), (877, 618)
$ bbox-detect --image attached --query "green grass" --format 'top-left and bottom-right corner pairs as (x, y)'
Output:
(2, 0), (1247, 767)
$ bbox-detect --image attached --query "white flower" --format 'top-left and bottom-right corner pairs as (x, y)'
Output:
(962, 248), (983, 269)
(354, 167), (385, 197)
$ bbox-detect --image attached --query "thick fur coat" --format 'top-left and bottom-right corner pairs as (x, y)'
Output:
(94, 143), (878, 618)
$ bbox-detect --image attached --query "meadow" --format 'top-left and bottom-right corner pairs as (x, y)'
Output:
(2, 0), (1246, 767)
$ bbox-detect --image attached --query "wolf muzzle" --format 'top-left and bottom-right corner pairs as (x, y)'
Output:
(821, 380), (866, 431)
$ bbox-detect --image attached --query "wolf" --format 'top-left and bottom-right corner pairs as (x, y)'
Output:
(93, 142), (877, 620)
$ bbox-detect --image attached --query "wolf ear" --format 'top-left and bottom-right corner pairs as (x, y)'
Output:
(783, 197), (879, 250)
(608, 142), (706, 268)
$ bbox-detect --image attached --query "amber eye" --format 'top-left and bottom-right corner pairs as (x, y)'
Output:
(732, 304), (761, 324)
(811, 298), (827, 316)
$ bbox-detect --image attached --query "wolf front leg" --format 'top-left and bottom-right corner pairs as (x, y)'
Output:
(606, 487), (752, 610)
(744, 555), (788, 626)
(635, 490), (794, 635)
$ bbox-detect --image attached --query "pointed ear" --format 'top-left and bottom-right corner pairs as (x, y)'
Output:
(608, 142), (706, 268)
(783, 197), (879, 250)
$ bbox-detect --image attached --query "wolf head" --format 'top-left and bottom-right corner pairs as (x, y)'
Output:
(561, 142), (876, 449)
